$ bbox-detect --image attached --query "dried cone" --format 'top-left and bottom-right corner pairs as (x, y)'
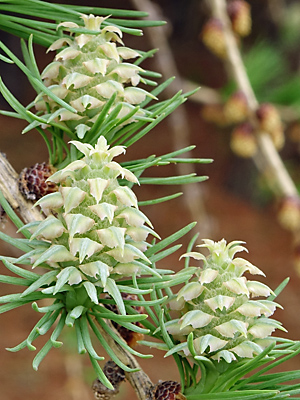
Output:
(103, 361), (125, 387)
(19, 162), (57, 201)
(153, 381), (186, 400)
(228, 0), (251, 37)
(230, 122), (257, 158)
(104, 293), (145, 347)
(201, 18), (227, 59)
(92, 380), (116, 400)
(92, 361), (125, 400)
(277, 196), (300, 232)
(224, 91), (249, 124)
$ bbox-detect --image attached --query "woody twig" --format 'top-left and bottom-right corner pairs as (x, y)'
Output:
(209, 0), (298, 199)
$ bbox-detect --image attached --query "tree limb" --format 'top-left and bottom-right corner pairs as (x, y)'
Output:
(209, 0), (298, 198)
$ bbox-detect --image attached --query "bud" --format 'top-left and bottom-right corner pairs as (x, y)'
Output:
(277, 196), (300, 231)
(19, 162), (57, 201)
(201, 18), (227, 59)
(228, 0), (251, 37)
(256, 103), (285, 149)
(230, 122), (257, 158)
(270, 128), (285, 150)
(224, 91), (249, 124)
(256, 103), (282, 134)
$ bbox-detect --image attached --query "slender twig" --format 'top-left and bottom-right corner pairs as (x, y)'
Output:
(210, 0), (298, 198)
(131, 0), (213, 237)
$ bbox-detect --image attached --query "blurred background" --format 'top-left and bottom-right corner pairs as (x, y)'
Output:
(1, 0), (300, 399)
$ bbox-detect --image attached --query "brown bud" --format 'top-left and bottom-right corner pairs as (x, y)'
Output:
(19, 162), (57, 201)
(201, 18), (227, 59)
(228, 0), (251, 37)
(277, 196), (300, 232)
(270, 128), (285, 150)
(230, 122), (257, 158)
(256, 103), (285, 149)
(153, 381), (186, 400)
(256, 103), (282, 134)
(224, 91), (249, 124)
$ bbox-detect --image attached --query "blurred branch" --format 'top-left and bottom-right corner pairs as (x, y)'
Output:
(182, 79), (300, 122)
(210, 0), (298, 198)
(131, 0), (213, 237)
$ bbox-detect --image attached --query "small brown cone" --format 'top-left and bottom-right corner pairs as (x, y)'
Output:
(201, 18), (227, 59)
(224, 91), (249, 124)
(230, 122), (257, 158)
(256, 103), (285, 149)
(228, 0), (251, 37)
(92, 361), (125, 400)
(153, 381), (186, 400)
(256, 103), (282, 133)
(19, 162), (57, 201)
